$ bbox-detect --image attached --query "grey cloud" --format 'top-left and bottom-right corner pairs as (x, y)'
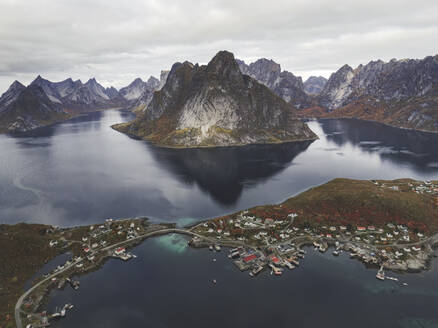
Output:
(0, 0), (437, 92)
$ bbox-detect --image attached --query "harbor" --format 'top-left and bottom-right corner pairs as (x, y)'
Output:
(41, 235), (438, 328)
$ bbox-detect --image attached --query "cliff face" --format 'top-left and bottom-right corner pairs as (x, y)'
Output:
(237, 58), (310, 109)
(113, 51), (317, 148)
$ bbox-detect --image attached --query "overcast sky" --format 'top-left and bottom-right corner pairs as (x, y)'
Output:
(0, 0), (437, 92)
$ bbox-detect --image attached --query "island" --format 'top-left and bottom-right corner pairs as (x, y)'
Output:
(2, 178), (438, 328)
(112, 51), (317, 148)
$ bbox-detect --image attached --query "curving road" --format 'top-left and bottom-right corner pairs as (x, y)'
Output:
(14, 227), (241, 328)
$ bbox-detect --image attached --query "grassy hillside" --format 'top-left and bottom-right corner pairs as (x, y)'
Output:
(0, 224), (61, 327)
(213, 178), (438, 235)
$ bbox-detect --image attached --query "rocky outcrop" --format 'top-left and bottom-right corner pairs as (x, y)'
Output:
(303, 76), (327, 95)
(113, 51), (317, 148)
(237, 58), (310, 109)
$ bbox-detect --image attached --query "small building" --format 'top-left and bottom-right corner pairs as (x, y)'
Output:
(115, 247), (125, 255)
(243, 254), (257, 263)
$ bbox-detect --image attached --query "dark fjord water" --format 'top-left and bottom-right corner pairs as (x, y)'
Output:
(2, 110), (438, 327)
(1, 110), (437, 227)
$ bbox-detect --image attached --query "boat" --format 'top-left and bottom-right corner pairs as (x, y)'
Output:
(213, 258), (217, 262)
(229, 251), (240, 259)
(71, 280), (80, 290)
(333, 250), (339, 256)
(284, 261), (295, 270)
(250, 265), (264, 276)
(209, 245), (214, 251)
(269, 263), (283, 276)
(376, 266), (385, 281)
(289, 258), (299, 266)
(64, 303), (74, 310)
(212, 279), (217, 284)
(214, 245), (221, 251)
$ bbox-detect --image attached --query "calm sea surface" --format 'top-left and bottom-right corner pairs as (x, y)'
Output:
(2, 110), (438, 327)
(1, 110), (437, 227)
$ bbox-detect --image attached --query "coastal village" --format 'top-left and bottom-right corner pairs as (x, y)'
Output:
(190, 179), (438, 280)
(9, 179), (438, 328)
(16, 218), (176, 328)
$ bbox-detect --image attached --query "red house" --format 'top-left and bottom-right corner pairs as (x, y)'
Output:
(243, 254), (257, 263)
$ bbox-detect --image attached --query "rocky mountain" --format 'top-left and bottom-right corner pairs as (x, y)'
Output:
(0, 84), (67, 133)
(105, 86), (120, 99)
(125, 76), (161, 112)
(28, 76), (127, 111)
(0, 81), (26, 114)
(303, 76), (327, 95)
(237, 58), (310, 109)
(311, 55), (438, 132)
(113, 51), (317, 148)
(0, 76), (132, 133)
(158, 70), (170, 90)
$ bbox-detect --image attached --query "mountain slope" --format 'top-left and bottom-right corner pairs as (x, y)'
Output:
(237, 58), (310, 109)
(0, 84), (68, 133)
(126, 76), (161, 113)
(113, 51), (317, 148)
(304, 76), (327, 95)
(306, 55), (438, 132)
(0, 76), (130, 133)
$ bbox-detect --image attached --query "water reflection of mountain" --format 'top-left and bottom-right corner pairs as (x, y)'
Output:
(147, 141), (313, 205)
(320, 119), (438, 172)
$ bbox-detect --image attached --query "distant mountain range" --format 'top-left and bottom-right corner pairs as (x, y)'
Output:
(1, 51), (437, 134)
(0, 72), (168, 133)
(112, 51), (317, 147)
(301, 55), (438, 132)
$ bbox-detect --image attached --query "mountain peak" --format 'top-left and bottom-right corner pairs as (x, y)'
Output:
(132, 77), (144, 84)
(206, 50), (241, 81)
(86, 77), (97, 85)
(10, 80), (25, 90)
(31, 75), (47, 85)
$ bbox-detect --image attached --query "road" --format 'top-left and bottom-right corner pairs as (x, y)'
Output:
(14, 226), (243, 328)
